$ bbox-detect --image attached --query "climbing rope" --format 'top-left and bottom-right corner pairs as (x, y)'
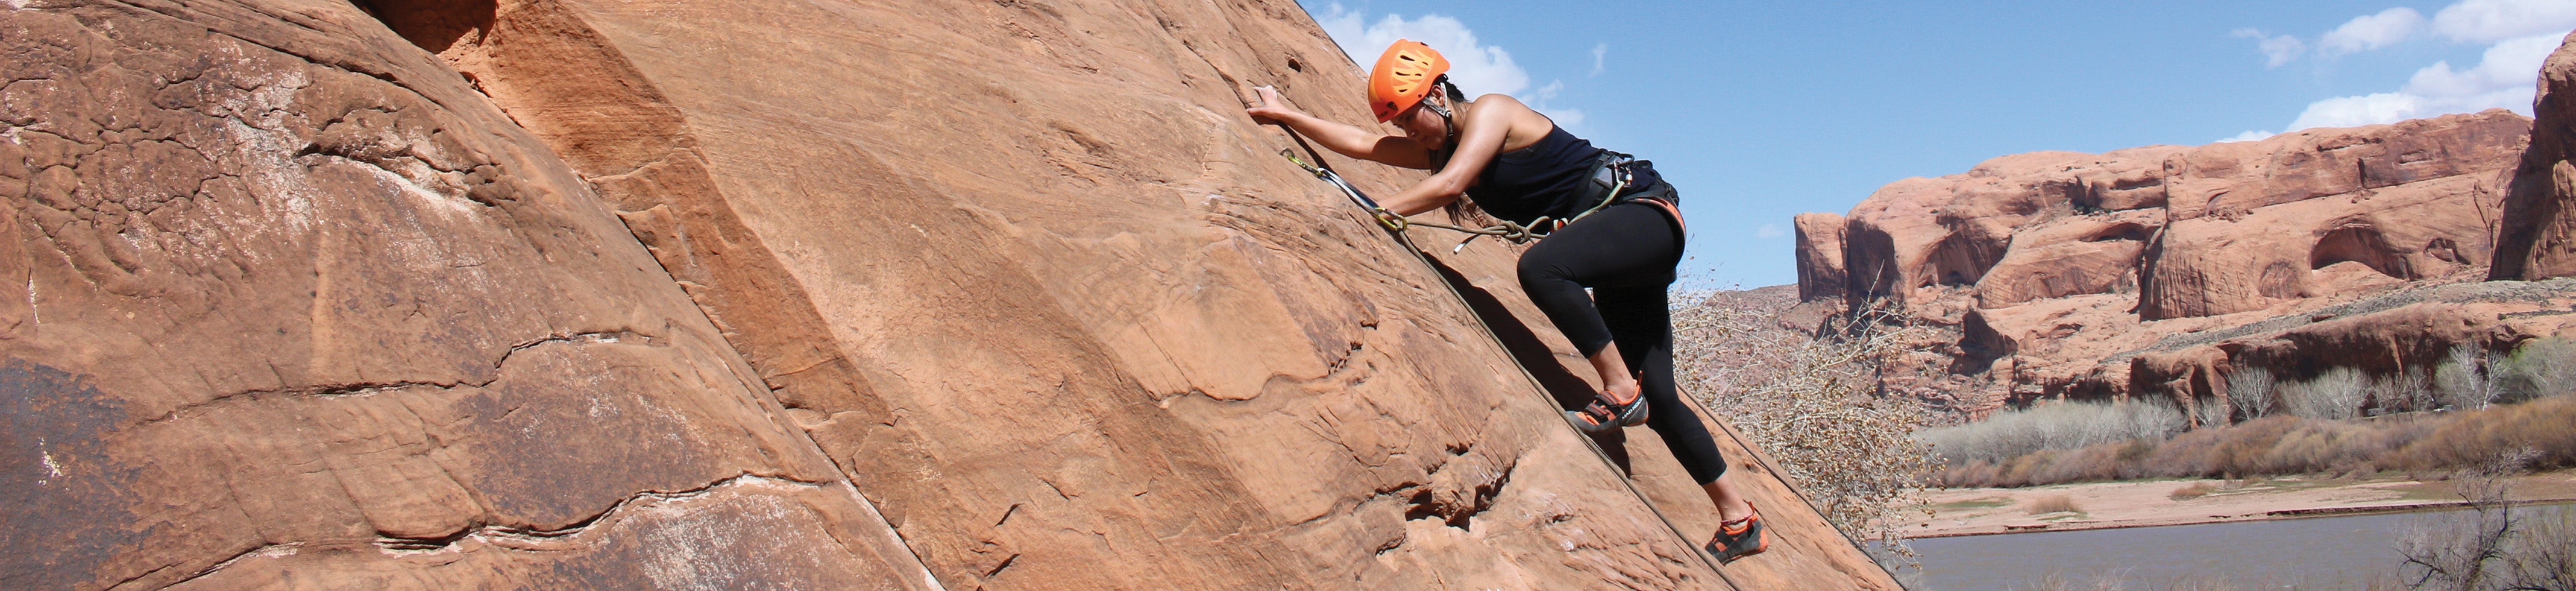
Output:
(1264, 125), (1739, 582)
(1269, 125), (1899, 585)
(1275, 147), (1628, 253)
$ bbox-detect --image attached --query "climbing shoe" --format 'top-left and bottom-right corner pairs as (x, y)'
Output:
(1706, 504), (1769, 564)
(1563, 388), (1647, 433)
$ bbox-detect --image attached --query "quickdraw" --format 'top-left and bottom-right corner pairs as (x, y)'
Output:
(1278, 148), (1638, 253)
(1264, 124), (1856, 583)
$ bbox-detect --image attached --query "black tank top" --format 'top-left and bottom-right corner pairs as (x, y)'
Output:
(1442, 125), (1663, 226)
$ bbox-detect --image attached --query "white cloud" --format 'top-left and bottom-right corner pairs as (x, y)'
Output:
(2285, 32), (2565, 130)
(1533, 80), (1563, 101)
(1317, 4), (1589, 133)
(2405, 33), (2562, 99)
(1590, 43), (1607, 77)
(1527, 80), (1585, 127)
(2218, 130), (2278, 143)
(1317, 4), (1528, 96)
(1755, 224), (1786, 239)
(2431, 0), (2576, 43)
(2287, 92), (2428, 130)
(1541, 107), (1586, 130)
(2319, 7), (2424, 56)
(2234, 28), (2307, 68)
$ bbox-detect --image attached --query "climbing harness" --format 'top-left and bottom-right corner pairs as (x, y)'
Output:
(1352, 40), (1683, 250)
(1266, 123), (1744, 580)
(1278, 147), (1680, 253)
(1268, 122), (1877, 581)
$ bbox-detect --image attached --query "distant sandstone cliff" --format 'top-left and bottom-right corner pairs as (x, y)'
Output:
(2, 0), (1890, 588)
(2496, 32), (2576, 281)
(1798, 33), (2576, 420)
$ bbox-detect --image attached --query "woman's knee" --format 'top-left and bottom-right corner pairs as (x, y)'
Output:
(1516, 248), (1572, 289)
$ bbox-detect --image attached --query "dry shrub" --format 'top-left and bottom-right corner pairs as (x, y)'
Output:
(2366, 569), (2414, 590)
(2390, 395), (2576, 473)
(2254, 417), (2425, 477)
(2435, 344), (2498, 411)
(1930, 388), (2576, 487)
(2169, 481), (2215, 500)
(2373, 370), (2437, 414)
(1934, 412), (2449, 487)
(2493, 505), (2576, 589)
(1672, 299), (1936, 554)
(1918, 399), (2185, 467)
(2229, 367), (2278, 421)
(2025, 493), (2079, 514)
(2155, 416), (2292, 478)
(1927, 358), (2576, 487)
(2284, 367), (2369, 420)
(2193, 394), (2230, 429)
(2397, 450), (2576, 590)
(2493, 337), (2576, 404)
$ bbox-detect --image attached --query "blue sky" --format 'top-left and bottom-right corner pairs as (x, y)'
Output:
(1290, 1), (2576, 289)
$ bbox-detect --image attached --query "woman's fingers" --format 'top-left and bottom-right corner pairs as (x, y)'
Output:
(1245, 85), (1294, 123)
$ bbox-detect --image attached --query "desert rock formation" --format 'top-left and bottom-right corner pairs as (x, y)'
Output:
(5, 0), (1891, 588)
(1794, 212), (1848, 301)
(1801, 107), (2543, 416)
(2121, 31), (2576, 417)
(2496, 31), (2576, 280)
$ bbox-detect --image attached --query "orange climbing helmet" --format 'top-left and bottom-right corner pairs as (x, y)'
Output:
(1368, 39), (1451, 122)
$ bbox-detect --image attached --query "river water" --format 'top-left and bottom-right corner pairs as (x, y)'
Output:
(1902, 511), (2435, 589)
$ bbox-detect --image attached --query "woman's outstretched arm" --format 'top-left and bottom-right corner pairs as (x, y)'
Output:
(1246, 86), (1434, 169)
(1372, 93), (1519, 215)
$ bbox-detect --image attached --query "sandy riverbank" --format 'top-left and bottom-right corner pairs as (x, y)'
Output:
(1904, 469), (2576, 537)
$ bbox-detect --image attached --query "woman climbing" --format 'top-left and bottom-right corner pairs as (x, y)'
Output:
(1246, 40), (1767, 563)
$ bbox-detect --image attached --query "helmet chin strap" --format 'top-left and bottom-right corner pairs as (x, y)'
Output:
(1425, 80), (1459, 148)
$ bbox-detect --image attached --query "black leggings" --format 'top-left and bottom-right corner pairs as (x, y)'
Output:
(1516, 199), (1728, 484)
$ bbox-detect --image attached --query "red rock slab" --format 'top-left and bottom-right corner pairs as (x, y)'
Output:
(2496, 31), (2576, 280)
(2126, 279), (2576, 402)
(0, 2), (930, 588)
(1974, 209), (2160, 308)
(2142, 172), (2504, 319)
(1796, 212), (1848, 302)
(397, 0), (1907, 586)
(1422, 244), (1903, 589)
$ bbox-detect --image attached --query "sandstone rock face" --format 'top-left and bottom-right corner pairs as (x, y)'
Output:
(2495, 31), (2576, 280)
(1841, 148), (2182, 303)
(7, 0), (1893, 588)
(1794, 212), (1847, 301)
(2122, 279), (2576, 422)
(2141, 116), (2526, 319)
(1974, 210), (2157, 308)
(0, 2), (928, 588)
(1803, 110), (2531, 414)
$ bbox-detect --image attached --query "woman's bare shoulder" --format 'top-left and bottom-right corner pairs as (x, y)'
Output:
(1468, 93), (1557, 146)
(1472, 93), (1532, 112)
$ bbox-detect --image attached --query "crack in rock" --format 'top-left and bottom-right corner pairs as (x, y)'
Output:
(140, 329), (654, 425)
(164, 473), (831, 586)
